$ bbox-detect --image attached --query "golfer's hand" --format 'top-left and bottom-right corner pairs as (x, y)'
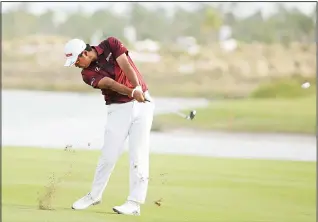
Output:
(133, 90), (146, 102)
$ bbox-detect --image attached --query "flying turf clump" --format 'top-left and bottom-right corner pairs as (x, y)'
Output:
(38, 173), (58, 210)
(38, 145), (75, 210)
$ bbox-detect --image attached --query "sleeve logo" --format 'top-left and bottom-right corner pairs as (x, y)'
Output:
(106, 52), (112, 62)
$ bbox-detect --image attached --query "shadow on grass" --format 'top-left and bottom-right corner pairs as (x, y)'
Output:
(4, 203), (121, 216)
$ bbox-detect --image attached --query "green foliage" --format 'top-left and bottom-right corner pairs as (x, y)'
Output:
(250, 76), (316, 98)
(203, 7), (222, 31)
(2, 3), (315, 44)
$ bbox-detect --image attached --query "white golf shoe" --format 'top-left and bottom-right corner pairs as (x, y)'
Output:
(71, 193), (101, 210)
(113, 200), (141, 216)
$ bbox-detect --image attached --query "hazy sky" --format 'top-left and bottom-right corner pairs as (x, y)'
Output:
(2, 1), (316, 18)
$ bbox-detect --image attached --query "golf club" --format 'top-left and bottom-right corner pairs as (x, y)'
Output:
(174, 110), (196, 120)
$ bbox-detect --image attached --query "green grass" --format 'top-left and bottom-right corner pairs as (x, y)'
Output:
(153, 95), (316, 134)
(2, 146), (316, 222)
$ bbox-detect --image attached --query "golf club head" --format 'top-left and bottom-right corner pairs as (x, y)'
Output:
(187, 110), (196, 120)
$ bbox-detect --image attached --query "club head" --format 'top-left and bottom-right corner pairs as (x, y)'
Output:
(187, 110), (196, 120)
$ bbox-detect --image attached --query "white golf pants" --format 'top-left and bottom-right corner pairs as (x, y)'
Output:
(90, 94), (155, 204)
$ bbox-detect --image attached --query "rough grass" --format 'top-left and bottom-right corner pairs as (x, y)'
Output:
(2, 146), (316, 222)
(250, 75), (316, 99)
(152, 95), (316, 134)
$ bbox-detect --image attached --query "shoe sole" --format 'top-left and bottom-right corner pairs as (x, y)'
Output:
(112, 207), (140, 216)
(112, 207), (121, 214)
(71, 201), (101, 210)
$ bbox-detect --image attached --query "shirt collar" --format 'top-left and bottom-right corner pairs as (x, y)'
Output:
(92, 46), (103, 56)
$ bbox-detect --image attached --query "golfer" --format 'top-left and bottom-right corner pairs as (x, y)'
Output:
(64, 36), (155, 216)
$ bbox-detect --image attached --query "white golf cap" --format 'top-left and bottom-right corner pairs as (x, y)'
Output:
(64, 38), (86, 67)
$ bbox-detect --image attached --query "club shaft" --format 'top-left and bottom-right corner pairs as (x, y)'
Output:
(174, 111), (187, 118)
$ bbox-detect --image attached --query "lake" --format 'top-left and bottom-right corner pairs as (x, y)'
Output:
(2, 89), (316, 161)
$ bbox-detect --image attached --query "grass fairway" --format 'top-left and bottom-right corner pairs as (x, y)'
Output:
(3, 147), (315, 222)
(153, 95), (316, 134)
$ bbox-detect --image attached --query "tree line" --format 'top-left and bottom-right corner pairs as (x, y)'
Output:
(2, 2), (316, 45)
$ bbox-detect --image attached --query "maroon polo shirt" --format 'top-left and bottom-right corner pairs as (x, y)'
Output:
(81, 37), (148, 105)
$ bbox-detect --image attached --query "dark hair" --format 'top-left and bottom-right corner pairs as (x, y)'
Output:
(79, 44), (92, 57)
(85, 44), (92, 51)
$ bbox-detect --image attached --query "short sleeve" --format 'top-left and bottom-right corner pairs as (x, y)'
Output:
(81, 69), (103, 89)
(107, 37), (128, 59)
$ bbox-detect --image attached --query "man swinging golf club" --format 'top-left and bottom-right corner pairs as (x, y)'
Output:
(63, 36), (155, 216)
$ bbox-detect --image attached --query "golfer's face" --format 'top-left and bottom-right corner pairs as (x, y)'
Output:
(75, 53), (91, 68)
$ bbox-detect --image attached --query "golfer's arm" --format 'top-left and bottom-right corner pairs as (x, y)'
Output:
(116, 54), (140, 88)
(97, 77), (133, 96)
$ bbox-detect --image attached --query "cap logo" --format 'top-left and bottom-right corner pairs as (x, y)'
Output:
(65, 53), (73, 57)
